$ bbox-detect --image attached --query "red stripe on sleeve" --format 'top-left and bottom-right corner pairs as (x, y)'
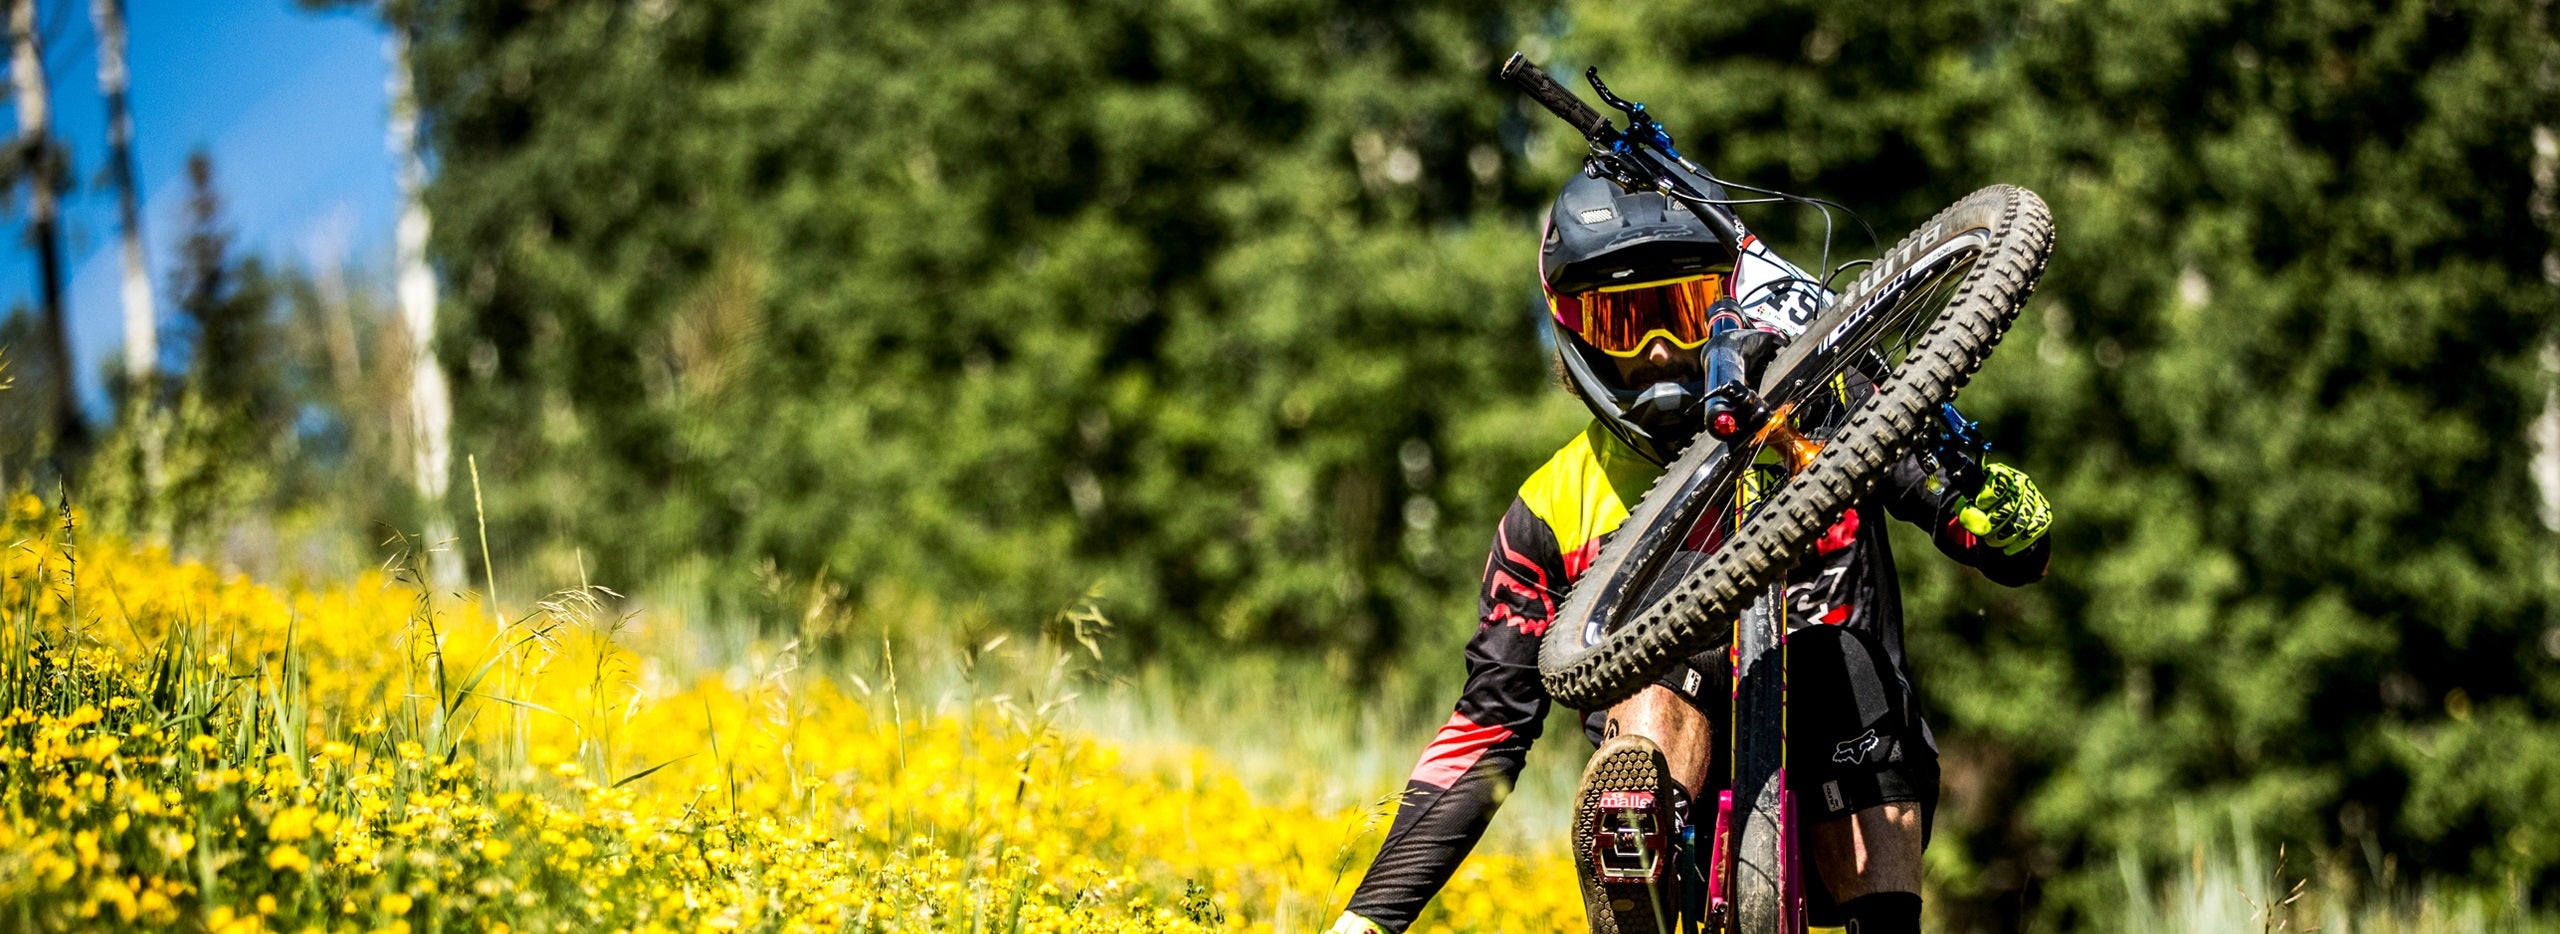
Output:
(1563, 538), (1601, 579)
(1407, 712), (1516, 790)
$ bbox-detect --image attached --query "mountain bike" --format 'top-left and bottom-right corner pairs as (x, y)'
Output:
(1497, 55), (2053, 933)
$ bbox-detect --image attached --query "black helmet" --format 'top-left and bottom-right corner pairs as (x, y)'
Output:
(1541, 169), (1740, 465)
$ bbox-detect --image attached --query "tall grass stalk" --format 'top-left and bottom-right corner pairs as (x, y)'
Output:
(2117, 807), (2550, 934)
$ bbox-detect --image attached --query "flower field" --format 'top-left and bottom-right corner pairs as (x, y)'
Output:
(0, 495), (1580, 933)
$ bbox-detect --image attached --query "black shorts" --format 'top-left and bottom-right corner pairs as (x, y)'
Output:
(1582, 625), (1939, 838)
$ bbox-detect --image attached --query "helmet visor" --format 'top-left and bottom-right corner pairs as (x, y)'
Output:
(1549, 274), (1726, 357)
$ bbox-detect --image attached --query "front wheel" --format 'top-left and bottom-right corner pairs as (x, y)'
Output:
(1538, 185), (2055, 709)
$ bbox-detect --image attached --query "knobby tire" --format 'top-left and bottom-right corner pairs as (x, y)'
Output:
(1537, 185), (2055, 710)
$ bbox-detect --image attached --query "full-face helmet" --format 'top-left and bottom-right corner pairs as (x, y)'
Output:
(1541, 169), (1741, 465)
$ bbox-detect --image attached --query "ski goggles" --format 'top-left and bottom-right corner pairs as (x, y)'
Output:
(1548, 274), (1727, 357)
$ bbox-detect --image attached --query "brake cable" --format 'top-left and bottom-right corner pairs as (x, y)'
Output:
(1571, 66), (1884, 305)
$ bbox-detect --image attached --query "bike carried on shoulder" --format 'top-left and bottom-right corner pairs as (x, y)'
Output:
(1497, 54), (2054, 934)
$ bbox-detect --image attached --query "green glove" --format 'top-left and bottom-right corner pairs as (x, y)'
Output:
(1328, 912), (1389, 934)
(1956, 463), (2051, 555)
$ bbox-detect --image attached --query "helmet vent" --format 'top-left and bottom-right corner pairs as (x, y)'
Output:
(1578, 207), (1617, 224)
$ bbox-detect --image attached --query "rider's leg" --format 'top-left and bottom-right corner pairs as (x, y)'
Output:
(1787, 624), (1936, 933)
(1799, 803), (1932, 934)
(1803, 803), (1925, 934)
(1602, 684), (1712, 797)
(1805, 800), (1922, 898)
(1574, 680), (1717, 934)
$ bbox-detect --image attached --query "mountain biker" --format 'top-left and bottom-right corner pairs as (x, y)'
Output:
(1328, 170), (2053, 934)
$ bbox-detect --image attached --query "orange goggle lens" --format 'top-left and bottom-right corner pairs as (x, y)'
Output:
(1548, 275), (1726, 357)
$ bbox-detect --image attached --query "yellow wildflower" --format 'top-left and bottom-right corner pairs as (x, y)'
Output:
(269, 806), (318, 842)
(267, 844), (311, 873)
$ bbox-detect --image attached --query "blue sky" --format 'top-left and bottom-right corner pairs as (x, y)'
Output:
(2, 0), (394, 408)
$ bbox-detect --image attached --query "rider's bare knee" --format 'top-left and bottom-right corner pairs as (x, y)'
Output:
(1602, 685), (1711, 795)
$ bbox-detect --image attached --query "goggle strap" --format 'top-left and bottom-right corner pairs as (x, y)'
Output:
(1597, 327), (1712, 358)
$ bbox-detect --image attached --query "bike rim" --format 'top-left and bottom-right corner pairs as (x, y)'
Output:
(1579, 232), (1991, 649)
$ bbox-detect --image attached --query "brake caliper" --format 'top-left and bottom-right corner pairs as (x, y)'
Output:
(1704, 382), (1823, 476)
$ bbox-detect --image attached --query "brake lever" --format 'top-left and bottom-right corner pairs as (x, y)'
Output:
(1586, 67), (1688, 167)
(1927, 404), (1989, 497)
(1586, 67), (1638, 119)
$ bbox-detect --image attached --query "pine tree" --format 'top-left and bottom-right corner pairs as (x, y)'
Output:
(153, 153), (282, 547)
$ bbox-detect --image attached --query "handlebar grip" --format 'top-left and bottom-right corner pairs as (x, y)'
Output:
(1500, 53), (1614, 141)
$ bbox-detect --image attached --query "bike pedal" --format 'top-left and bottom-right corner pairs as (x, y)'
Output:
(1574, 735), (1679, 934)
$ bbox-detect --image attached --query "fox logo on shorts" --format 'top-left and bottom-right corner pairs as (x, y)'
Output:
(1831, 729), (1884, 765)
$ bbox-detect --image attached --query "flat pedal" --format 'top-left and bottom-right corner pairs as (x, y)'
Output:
(1575, 735), (1679, 934)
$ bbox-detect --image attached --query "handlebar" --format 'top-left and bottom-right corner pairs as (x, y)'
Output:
(1499, 52), (1749, 256)
(1498, 53), (1615, 142)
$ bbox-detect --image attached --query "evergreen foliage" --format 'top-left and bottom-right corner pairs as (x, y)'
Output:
(87, 153), (293, 549)
(408, 0), (1576, 658)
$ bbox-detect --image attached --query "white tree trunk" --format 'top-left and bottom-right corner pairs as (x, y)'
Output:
(389, 30), (458, 586)
(94, 0), (162, 532)
(12, 0), (74, 451)
(93, 0), (151, 383)
(2536, 342), (2558, 534)
(2533, 125), (2558, 533)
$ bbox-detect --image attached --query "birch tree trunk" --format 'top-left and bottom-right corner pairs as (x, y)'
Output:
(389, 29), (458, 586)
(2535, 125), (2558, 533)
(94, 0), (162, 531)
(94, 0), (151, 385)
(11, 0), (76, 455)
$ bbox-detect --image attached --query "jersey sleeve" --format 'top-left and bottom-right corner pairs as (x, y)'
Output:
(1343, 498), (1567, 932)
(1879, 454), (2051, 586)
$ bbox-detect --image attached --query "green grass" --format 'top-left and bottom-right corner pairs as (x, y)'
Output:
(2115, 807), (2551, 934)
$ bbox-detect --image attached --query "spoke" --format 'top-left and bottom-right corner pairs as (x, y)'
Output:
(1780, 252), (1979, 413)
(1595, 245), (1982, 641)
